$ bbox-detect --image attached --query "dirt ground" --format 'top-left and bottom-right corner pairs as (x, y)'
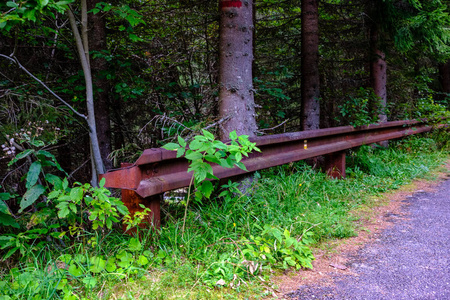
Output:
(272, 161), (450, 299)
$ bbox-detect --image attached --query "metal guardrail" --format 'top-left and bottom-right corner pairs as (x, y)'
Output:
(100, 119), (443, 228)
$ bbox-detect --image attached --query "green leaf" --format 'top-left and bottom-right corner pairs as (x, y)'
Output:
(36, 150), (65, 172)
(56, 0), (75, 5)
(189, 139), (203, 151)
(185, 151), (203, 161)
(82, 276), (97, 288)
(235, 152), (243, 163)
(128, 237), (142, 252)
(0, 201), (9, 215)
(19, 185), (45, 212)
(229, 131), (238, 141)
(176, 147), (185, 158)
(68, 264), (83, 277)
(0, 212), (19, 228)
(45, 174), (63, 189)
(235, 162), (247, 171)
(0, 193), (12, 201)
(8, 149), (33, 166)
(23, 9), (37, 22)
(38, 0), (49, 7)
(89, 256), (106, 273)
(26, 161), (42, 189)
(3, 247), (19, 260)
(162, 143), (179, 151)
(199, 181), (214, 199)
(105, 258), (117, 272)
(6, 1), (18, 8)
(70, 187), (84, 203)
(30, 139), (45, 147)
(98, 177), (106, 188)
(202, 130), (214, 140)
(137, 255), (149, 266)
(177, 136), (186, 148)
(56, 202), (70, 219)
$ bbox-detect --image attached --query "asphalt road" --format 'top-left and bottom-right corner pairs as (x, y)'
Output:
(286, 177), (450, 300)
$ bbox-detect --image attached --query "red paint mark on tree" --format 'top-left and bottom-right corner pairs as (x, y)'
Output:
(220, 0), (242, 8)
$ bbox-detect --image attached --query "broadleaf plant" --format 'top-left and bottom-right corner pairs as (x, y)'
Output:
(162, 130), (260, 203)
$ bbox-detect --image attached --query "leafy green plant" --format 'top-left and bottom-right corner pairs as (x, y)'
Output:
(162, 130), (260, 233)
(338, 87), (385, 127)
(163, 130), (260, 202)
(240, 225), (315, 271)
(48, 177), (129, 233)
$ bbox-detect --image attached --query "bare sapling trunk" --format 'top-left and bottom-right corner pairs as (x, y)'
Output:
(301, 0), (320, 131)
(68, 1), (105, 185)
(219, 0), (258, 139)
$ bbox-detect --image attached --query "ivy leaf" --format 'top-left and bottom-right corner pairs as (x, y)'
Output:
(19, 185), (46, 212)
(26, 161), (42, 189)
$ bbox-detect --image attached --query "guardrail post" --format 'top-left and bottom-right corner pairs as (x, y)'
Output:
(325, 151), (346, 179)
(120, 163), (161, 231)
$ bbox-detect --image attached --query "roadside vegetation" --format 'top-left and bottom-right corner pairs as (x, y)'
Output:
(1, 132), (449, 300)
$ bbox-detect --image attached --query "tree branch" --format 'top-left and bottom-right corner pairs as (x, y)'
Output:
(0, 54), (88, 121)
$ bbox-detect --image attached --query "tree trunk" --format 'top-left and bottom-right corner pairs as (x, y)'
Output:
(301, 0), (320, 131)
(370, 24), (387, 123)
(218, 0), (257, 139)
(87, 0), (113, 170)
(439, 61), (450, 95)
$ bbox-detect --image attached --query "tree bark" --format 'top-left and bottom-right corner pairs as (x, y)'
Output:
(370, 24), (387, 123)
(301, 0), (320, 131)
(87, 0), (113, 170)
(218, 0), (257, 139)
(68, 3), (105, 185)
(439, 61), (450, 95)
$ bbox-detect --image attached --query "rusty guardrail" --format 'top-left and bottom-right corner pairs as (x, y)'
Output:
(100, 119), (444, 228)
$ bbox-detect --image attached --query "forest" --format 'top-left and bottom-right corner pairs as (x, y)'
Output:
(1, 0), (450, 299)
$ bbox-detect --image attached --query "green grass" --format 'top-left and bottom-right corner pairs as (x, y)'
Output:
(1, 135), (449, 299)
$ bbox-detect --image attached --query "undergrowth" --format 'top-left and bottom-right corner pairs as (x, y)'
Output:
(1, 134), (449, 299)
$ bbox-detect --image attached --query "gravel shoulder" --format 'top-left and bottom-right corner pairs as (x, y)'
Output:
(275, 163), (450, 300)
